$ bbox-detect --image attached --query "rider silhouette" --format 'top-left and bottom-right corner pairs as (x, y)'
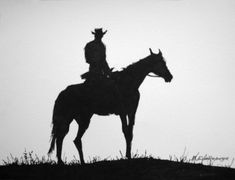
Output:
(83, 28), (111, 79)
(82, 28), (125, 113)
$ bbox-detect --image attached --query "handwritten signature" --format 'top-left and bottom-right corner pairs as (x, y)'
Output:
(191, 153), (229, 162)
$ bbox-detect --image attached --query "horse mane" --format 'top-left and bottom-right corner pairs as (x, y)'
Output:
(120, 53), (166, 74)
(114, 55), (152, 76)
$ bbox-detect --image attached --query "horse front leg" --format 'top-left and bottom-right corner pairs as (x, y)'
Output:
(126, 113), (135, 159)
(126, 92), (139, 159)
(126, 125), (133, 159)
(120, 114), (130, 158)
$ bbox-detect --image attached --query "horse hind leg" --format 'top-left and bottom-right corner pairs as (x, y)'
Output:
(55, 117), (70, 164)
(74, 114), (92, 165)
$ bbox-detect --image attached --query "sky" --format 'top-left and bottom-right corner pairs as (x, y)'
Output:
(0, 0), (235, 166)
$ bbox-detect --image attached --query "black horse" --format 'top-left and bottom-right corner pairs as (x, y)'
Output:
(48, 49), (173, 164)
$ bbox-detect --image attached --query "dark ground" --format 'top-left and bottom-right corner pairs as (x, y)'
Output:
(0, 158), (235, 180)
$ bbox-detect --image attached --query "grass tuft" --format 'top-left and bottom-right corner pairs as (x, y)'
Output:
(2, 150), (56, 166)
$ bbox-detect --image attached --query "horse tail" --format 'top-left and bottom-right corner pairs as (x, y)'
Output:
(48, 89), (70, 155)
(48, 108), (57, 154)
(48, 92), (63, 155)
(48, 133), (56, 154)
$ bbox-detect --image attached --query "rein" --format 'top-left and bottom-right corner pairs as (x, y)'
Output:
(147, 73), (160, 78)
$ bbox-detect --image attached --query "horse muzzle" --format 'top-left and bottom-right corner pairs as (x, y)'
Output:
(164, 74), (173, 83)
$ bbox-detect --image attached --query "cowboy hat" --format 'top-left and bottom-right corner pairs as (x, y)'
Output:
(91, 28), (107, 36)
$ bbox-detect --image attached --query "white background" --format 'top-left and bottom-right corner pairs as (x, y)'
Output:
(0, 0), (235, 167)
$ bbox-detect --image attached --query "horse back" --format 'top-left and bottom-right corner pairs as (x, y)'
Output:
(54, 80), (140, 117)
(53, 83), (87, 116)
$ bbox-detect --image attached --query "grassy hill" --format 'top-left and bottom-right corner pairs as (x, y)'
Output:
(1, 157), (235, 180)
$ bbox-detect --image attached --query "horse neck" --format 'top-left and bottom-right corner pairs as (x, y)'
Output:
(123, 57), (151, 90)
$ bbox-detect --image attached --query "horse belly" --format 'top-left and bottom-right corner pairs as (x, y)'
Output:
(91, 97), (120, 116)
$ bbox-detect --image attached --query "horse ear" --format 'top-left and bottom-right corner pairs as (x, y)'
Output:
(103, 30), (107, 35)
(149, 48), (153, 55)
(158, 49), (162, 55)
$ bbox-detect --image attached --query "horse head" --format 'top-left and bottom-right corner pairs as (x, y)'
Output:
(148, 48), (173, 82)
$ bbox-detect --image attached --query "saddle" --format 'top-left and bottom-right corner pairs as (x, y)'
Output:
(80, 69), (123, 109)
(81, 68), (115, 82)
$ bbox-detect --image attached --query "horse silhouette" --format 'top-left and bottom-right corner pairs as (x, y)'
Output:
(48, 49), (173, 164)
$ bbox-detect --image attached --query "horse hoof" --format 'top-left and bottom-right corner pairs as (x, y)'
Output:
(57, 160), (64, 165)
(80, 161), (85, 166)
